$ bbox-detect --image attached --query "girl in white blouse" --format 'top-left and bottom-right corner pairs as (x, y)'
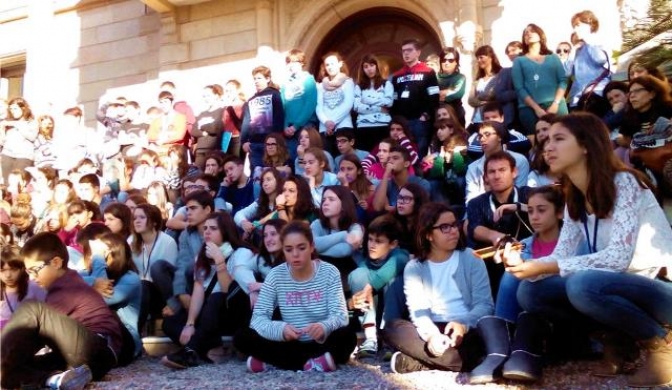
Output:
(500, 113), (672, 387)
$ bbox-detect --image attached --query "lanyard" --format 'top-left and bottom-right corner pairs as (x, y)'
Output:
(582, 214), (599, 254)
(2, 290), (15, 313)
(142, 233), (159, 279)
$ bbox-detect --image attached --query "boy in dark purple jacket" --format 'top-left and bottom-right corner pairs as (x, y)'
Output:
(1, 232), (122, 390)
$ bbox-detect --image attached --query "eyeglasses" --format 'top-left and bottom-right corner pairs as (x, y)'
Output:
(336, 139), (350, 144)
(442, 58), (456, 63)
(27, 263), (49, 278)
(556, 49), (570, 54)
(265, 143), (277, 146)
(397, 195), (414, 204)
(478, 131), (497, 139)
(432, 222), (460, 234)
(629, 88), (648, 95)
(185, 184), (206, 191)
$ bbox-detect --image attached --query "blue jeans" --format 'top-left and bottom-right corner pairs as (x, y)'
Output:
(566, 270), (672, 341)
(407, 118), (431, 157)
(285, 134), (299, 162)
(495, 272), (522, 322)
(517, 275), (584, 323)
(248, 142), (265, 173)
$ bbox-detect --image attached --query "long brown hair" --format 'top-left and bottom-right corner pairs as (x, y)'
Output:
(553, 113), (653, 220)
(99, 232), (138, 283)
(195, 212), (255, 278)
(255, 168), (284, 221)
(1, 245), (29, 302)
(130, 204), (163, 255)
(338, 154), (372, 202)
(357, 54), (385, 90)
(317, 185), (359, 232)
(263, 133), (290, 168)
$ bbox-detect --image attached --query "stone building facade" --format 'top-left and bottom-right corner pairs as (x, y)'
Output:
(0, 0), (630, 126)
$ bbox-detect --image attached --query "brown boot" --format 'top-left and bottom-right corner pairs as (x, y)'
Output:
(591, 331), (638, 377)
(628, 330), (672, 388)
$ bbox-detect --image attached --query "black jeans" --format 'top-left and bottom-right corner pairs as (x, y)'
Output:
(234, 326), (357, 371)
(1, 302), (117, 388)
(383, 319), (483, 372)
(138, 260), (177, 331)
(162, 282), (252, 357)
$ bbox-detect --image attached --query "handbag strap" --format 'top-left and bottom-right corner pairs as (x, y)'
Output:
(582, 49), (611, 95)
(203, 270), (219, 299)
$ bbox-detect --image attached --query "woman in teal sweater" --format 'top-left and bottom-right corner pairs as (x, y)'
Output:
(512, 24), (568, 135)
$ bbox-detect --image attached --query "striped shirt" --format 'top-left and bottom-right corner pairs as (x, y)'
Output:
(250, 260), (348, 342)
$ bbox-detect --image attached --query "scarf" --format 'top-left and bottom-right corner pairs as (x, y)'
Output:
(321, 73), (348, 91)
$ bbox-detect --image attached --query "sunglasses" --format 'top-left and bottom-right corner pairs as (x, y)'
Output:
(442, 58), (457, 63)
(556, 49), (570, 54)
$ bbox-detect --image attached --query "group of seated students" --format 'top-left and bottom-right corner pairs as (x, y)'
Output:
(2, 9), (672, 389)
(2, 112), (672, 389)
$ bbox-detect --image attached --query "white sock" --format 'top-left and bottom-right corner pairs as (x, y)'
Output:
(364, 324), (377, 342)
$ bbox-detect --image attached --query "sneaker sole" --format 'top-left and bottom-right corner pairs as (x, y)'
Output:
(160, 355), (188, 369)
(59, 365), (93, 390)
(323, 352), (336, 371)
(468, 374), (496, 384)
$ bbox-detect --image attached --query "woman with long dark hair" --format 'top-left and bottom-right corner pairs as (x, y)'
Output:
(512, 24), (569, 136)
(92, 232), (142, 358)
(498, 113), (672, 387)
(354, 54), (394, 151)
(392, 183), (429, 255)
(275, 175), (317, 223)
(235, 168), (284, 241)
(468, 45), (505, 123)
(103, 202), (132, 240)
(311, 185), (364, 275)
(247, 219), (288, 308)
(161, 211), (256, 369)
(1, 245), (45, 330)
(129, 203), (178, 332)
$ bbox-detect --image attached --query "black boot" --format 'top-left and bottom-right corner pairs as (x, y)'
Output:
(502, 312), (550, 382)
(469, 316), (512, 384)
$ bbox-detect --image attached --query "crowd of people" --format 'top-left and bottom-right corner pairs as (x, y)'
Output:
(1, 9), (672, 390)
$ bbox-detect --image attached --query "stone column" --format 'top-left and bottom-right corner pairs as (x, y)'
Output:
(24, 0), (55, 114)
(455, 0), (482, 122)
(256, 0), (274, 58)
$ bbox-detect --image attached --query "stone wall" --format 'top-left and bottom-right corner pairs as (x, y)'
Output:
(0, 0), (626, 126)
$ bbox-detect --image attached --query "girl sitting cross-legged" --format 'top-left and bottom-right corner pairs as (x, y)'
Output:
(234, 221), (357, 373)
(384, 202), (493, 374)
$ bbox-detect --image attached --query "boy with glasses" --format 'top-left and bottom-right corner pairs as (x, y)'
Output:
(334, 128), (369, 168)
(1, 232), (122, 390)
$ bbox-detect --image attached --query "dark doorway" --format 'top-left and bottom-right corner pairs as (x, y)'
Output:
(310, 7), (443, 80)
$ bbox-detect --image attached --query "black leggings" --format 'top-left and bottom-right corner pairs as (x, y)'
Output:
(162, 282), (252, 357)
(234, 326), (357, 371)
